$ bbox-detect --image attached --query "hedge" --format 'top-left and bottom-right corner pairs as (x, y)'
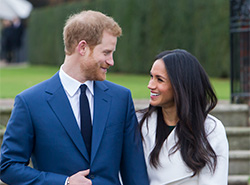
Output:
(28, 0), (230, 77)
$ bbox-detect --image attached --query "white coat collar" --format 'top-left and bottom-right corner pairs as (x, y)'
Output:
(140, 111), (194, 185)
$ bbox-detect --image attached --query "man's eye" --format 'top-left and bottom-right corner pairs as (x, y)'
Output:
(104, 51), (111, 55)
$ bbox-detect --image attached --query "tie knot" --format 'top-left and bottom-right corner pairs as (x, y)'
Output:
(80, 84), (87, 93)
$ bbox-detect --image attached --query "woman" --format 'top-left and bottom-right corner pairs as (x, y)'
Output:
(138, 49), (228, 185)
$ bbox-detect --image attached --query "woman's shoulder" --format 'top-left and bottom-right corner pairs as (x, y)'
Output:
(205, 114), (225, 129)
(136, 109), (157, 122)
(205, 114), (227, 140)
(136, 111), (144, 121)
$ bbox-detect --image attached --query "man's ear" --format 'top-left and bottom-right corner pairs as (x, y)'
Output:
(77, 40), (87, 56)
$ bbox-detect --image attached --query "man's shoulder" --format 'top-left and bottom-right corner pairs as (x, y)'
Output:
(95, 80), (131, 100)
(97, 80), (129, 91)
(19, 72), (60, 97)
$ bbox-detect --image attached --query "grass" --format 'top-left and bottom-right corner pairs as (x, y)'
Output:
(0, 65), (230, 100)
(0, 65), (59, 98)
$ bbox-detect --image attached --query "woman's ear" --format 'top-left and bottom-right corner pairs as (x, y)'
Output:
(77, 40), (87, 56)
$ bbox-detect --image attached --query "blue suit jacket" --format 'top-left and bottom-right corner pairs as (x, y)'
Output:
(0, 72), (149, 185)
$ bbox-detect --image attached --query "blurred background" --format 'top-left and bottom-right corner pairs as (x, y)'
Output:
(0, 0), (249, 103)
(0, 0), (230, 77)
(1, 0), (232, 76)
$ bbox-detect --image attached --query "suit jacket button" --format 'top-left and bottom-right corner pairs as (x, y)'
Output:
(89, 174), (95, 179)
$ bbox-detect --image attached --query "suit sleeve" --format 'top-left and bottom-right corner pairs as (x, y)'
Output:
(0, 95), (67, 185)
(119, 91), (149, 185)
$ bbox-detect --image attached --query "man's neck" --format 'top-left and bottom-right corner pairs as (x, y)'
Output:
(62, 55), (87, 83)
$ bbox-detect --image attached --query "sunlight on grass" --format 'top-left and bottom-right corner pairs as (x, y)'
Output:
(0, 65), (230, 100)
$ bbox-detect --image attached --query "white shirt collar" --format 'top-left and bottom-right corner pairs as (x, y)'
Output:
(59, 65), (94, 97)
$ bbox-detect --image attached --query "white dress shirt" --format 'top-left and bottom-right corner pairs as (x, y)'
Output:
(59, 65), (94, 128)
(59, 65), (94, 185)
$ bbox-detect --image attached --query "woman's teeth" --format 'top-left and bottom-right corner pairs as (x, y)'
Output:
(151, 92), (159, 96)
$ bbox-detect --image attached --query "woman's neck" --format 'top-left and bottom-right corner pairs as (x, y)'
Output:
(161, 106), (179, 126)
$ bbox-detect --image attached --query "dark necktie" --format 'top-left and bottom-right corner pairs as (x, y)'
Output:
(80, 84), (92, 157)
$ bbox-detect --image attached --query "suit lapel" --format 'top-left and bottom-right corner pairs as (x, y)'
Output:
(91, 81), (111, 164)
(45, 72), (90, 162)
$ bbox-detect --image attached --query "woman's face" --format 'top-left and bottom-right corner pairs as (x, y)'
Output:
(148, 59), (175, 109)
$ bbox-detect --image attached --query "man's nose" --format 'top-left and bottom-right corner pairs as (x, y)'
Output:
(106, 55), (114, 66)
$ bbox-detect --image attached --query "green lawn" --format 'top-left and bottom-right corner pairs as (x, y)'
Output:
(0, 65), (230, 100)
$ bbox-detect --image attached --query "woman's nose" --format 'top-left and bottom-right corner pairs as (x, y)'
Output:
(147, 79), (155, 90)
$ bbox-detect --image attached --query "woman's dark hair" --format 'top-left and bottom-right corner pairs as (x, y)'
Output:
(139, 49), (217, 176)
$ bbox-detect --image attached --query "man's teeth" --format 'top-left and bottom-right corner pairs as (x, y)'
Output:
(151, 92), (159, 96)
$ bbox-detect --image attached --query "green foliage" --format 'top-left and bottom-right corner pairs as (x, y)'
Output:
(28, 0), (230, 77)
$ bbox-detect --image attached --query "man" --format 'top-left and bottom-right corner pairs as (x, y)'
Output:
(0, 10), (149, 185)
